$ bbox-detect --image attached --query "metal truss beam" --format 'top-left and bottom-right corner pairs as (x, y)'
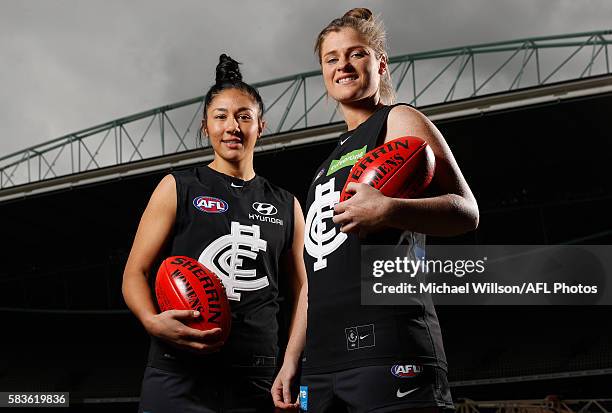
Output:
(456, 397), (612, 413)
(1, 30), (611, 191)
(1, 74), (611, 203)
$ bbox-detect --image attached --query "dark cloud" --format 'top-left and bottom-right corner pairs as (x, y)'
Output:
(1, 0), (610, 156)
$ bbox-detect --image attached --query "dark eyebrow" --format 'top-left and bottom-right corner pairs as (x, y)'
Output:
(212, 107), (254, 113)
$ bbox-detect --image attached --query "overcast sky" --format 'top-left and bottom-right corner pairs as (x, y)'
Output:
(1, 0), (611, 157)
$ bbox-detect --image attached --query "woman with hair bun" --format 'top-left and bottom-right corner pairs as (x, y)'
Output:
(123, 54), (306, 412)
(296, 8), (479, 412)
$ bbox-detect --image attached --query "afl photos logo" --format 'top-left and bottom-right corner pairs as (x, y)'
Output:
(193, 196), (228, 213)
(199, 221), (268, 301)
(305, 178), (347, 271)
(252, 202), (277, 216)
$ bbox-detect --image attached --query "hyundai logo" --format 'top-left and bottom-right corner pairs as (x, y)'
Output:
(252, 202), (278, 216)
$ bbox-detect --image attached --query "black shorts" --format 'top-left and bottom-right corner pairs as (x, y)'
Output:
(299, 364), (454, 413)
(138, 365), (274, 413)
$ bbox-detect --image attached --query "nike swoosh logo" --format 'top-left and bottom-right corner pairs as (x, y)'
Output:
(340, 136), (351, 145)
(359, 334), (369, 340)
(396, 388), (419, 398)
(230, 183), (243, 188)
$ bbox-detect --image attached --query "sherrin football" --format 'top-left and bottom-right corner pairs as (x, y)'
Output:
(155, 256), (231, 342)
(340, 136), (435, 202)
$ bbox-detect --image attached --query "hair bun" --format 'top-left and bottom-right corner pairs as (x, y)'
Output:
(215, 54), (242, 84)
(343, 7), (373, 21)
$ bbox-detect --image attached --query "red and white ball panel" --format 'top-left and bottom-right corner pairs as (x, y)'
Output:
(155, 256), (231, 342)
(340, 136), (435, 202)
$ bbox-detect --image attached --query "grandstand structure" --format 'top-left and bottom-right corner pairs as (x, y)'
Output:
(1, 31), (611, 410)
(2, 30), (612, 199)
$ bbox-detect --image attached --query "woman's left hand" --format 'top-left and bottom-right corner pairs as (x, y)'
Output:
(333, 182), (391, 237)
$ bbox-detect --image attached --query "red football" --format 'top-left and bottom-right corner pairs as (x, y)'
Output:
(155, 256), (231, 342)
(340, 136), (435, 202)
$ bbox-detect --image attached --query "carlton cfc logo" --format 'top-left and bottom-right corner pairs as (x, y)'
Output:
(390, 364), (423, 378)
(199, 221), (268, 301)
(193, 196), (228, 213)
(305, 178), (347, 271)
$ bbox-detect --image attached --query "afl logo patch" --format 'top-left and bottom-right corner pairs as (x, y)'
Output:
(391, 364), (423, 378)
(193, 196), (228, 213)
(252, 202), (277, 216)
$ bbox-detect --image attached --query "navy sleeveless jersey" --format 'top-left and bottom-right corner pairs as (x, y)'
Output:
(148, 165), (295, 371)
(303, 104), (448, 374)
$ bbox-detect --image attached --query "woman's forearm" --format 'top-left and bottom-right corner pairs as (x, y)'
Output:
(122, 268), (158, 332)
(282, 282), (307, 364)
(383, 193), (479, 236)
